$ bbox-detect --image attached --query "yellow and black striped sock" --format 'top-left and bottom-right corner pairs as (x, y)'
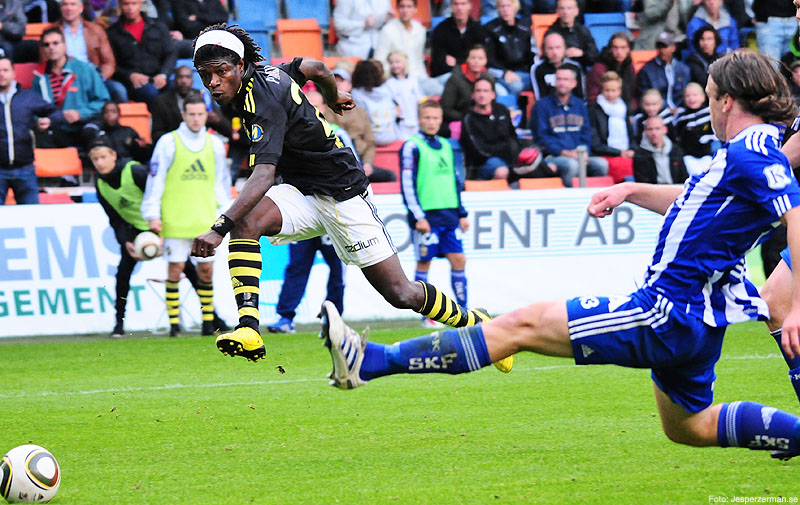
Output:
(229, 239), (261, 332)
(165, 280), (180, 326)
(417, 281), (488, 328)
(197, 281), (214, 323)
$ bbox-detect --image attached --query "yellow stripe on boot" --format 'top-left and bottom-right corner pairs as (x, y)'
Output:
(472, 308), (514, 373)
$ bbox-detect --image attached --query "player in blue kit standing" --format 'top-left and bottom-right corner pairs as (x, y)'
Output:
(401, 100), (470, 329)
(321, 49), (800, 459)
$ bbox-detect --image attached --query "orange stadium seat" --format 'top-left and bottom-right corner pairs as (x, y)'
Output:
(631, 49), (657, 72)
(374, 140), (404, 179)
(38, 192), (74, 204)
(118, 102), (152, 143)
(465, 179), (511, 191)
(24, 22), (47, 40)
(13, 63), (37, 89)
(34, 148), (82, 177)
(531, 14), (558, 53)
(518, 177), (565, 190)
(571, 176), (615, 188)
(276, 19), (323, 60)
(322, 56), (360, 70)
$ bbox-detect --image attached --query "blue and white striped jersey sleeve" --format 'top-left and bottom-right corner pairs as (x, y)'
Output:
(400, 140), (425, 221)
(724, 131), (800, 219)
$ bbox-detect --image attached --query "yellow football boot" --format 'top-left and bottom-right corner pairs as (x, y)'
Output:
(472, 308), (514, 373)
(215, 327), (266, 362)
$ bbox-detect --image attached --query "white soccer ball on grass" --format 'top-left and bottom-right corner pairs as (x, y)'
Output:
(0, 444), (60, 503)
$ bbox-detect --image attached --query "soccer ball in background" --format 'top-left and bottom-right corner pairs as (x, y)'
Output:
(133, 231), (162, 260)
(0, 445), (60, 503)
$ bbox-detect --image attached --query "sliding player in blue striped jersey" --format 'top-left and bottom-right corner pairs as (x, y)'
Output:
(322, 50), (800, 459)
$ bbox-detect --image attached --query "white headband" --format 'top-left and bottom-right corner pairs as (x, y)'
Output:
(194, 30), (244, 60)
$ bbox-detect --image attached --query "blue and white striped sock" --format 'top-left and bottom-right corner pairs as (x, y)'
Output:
(717, 401), (800, 452)
(451, 269), (467, 308)
(359, 325), (491, 381)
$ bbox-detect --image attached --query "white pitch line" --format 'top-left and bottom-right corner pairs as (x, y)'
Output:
(0, 353), (784, 400)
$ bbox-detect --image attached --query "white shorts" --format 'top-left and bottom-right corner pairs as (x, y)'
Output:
(164, 238), (215, 264)
(265, 183), (397, 267)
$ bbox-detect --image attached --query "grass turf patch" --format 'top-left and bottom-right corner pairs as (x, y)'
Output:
(1, 321), (798, 504)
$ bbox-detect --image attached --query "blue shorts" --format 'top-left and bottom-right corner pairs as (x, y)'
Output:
(780, 246), (792, 269)
(567, 289), (725, 413)
(412, 226), (464, 262)
(478, 156), (508, 180)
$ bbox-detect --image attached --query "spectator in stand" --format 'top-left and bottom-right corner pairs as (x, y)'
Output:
(685, 0), (739, 55)
(632, 115), (687, 184)
(544, 0), (598, 68)
(0, 56), (56, 205)
(385, 51), (425, 140)
(483, 0), (534, 97)
(636, 31), (690, 111)
(84, 101), (150, 162)
(333, 0), (392, 60)
(332, 66), (395, 183)
(430, 0), (486, 86)
(753, 0), (796, 60)
(684, 25), (721, 88)
(33, 27), (109, 150)
(460, 77), (517, 180)
(106, 0), (176, 109)
(589, 71), (635, 182)
(350, 59), (403, 146)
(634, 0), (674, 50)
(531, 64), (608, 187)
(585, 32), (635, 106)
(788, 60), (800, 106)
(440, 44), (496, 135)
(45, 0), (125, 102)
(631, 88), (676, 145)
(531, 32), (583, 100)
(374, 0), (441, 96)
(151, 65), (231, 142)
(673, 81), (715, 176)
(0, 0), (25, 60)
(401, 99), (470, 329)
(170, 0), (227, 41)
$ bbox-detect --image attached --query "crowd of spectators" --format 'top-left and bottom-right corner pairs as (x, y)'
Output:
(3, 0), (800, 206)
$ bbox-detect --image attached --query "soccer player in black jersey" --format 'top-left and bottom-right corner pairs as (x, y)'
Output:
(189, 24), (512, 372)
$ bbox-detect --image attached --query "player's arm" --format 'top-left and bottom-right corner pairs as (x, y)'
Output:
(296, 59), (355, 115)
(782, 130), (800, 169)
(588, 181), (683, 218)
(780, 206), (800, 358)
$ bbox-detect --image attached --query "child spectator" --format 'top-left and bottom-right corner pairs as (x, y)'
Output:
(589, 71), (635, 182)
(673, 82), (715, 176)
(631, 88), (675, 145)
(400, 99), (470, 328)
(385, 51), (425, 140)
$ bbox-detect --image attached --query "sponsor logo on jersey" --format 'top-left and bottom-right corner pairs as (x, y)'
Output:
(181, 159), (209, 180)
(251, 124), (264, 142)
(344, 237), (379, 253)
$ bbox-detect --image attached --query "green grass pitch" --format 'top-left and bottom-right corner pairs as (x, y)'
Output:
(1, 320), (799, 504)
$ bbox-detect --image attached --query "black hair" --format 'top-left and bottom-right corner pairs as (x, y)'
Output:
(692, 25), (722, 54)
(351, 59), (383, 91)
(40, 26), (64, 43)
(193, 23), (264, 67)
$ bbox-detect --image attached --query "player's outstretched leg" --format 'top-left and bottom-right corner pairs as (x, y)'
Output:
(320, 300), (493, 389)
(215, 238), (265, 362)
(760, 257), (800, 404)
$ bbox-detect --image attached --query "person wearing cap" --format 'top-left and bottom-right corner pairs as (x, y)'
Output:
(141, 90), (231, 337)
(89, 137), (229, 337)
(189, 23), (514, 374)
(636, 31), (690, 112)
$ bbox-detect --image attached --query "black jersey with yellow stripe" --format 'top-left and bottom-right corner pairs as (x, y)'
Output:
(232, 57), (368, 202)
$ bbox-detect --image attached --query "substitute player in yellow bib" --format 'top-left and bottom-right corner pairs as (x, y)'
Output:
(189, 24), (511, 372)
(142, 91), (231, 336)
